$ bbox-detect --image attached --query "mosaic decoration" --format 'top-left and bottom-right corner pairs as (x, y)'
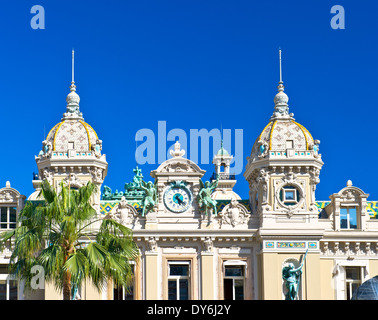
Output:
(265, 242), (274, 248)
(367, 202), (378, 218)
(277, 242), (306, 249)
(265, 241), (318, 250)
(315, 201), (330, 210)
(100, 201), (142, 215)
(308, 242), (317, 249)
(100, 202), (118, 214)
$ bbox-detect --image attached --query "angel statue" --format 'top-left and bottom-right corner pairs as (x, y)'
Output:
(282, 249), (308, 300)
(140, 180), (158, 216)
(198, 174), (219, 220)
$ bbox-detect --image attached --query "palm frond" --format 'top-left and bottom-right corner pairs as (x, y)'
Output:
(63, 251), (88, 285)
(5, 179), (139, 298)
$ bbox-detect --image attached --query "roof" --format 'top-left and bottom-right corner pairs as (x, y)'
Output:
(97, 198), (378, 218)
(45, 119), (99, 152)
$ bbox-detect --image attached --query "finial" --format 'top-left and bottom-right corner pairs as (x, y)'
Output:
(62, 49), (83, 120)
(70, 49), (76, 92)
(170, 141), (185, 158)
(277, 47), (284, 93)
(279, 47), (282, 84)
(72, 49), (74, 83)
(271, 48), (290, 120)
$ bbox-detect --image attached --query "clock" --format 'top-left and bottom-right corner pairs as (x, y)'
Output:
(163, 180), (192, 213)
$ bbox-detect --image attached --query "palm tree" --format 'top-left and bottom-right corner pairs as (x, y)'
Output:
(0, 180), (139, 300)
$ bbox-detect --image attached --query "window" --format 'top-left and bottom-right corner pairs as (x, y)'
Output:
(223, 263), (246, 300)
(345, 267), (361, 300)
(340, 207), (357, 229)
(279, 186), (300, 206)
(113, 263), (135, 300)
(286, 140), (294, 149)
(168, 262), (190, 300)
(0, 265), (17, 300)
(0, 207), (16, 229)
(113, 283), (134, 300)
(68, 142), (75, 150)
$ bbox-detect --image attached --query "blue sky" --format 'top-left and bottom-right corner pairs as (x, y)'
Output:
(0, 0), (377, 201)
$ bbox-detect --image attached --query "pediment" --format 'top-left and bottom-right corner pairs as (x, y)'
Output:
(151, 157), (206, 177)
(0, 187), (22, 203)
(338, 186), (368, 200)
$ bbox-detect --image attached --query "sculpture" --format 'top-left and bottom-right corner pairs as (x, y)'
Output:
(125, 166), (144, 191)
(220, 199), (250, 227)
(92, 139), (103, 158)
(102, 167), (146, 201)
(102, 186), (112, 200)
(40, 140), (52, 158)
(112, 196), (138, 225)
(140, 180), (158, 216)
(202, 236), (213, 252)
(146, 237), (157, 252)
(282, 249), (308, 300)
(132, 166), (143, 185)
(170, 141), (185, 158)
(198, 175), (219, 219)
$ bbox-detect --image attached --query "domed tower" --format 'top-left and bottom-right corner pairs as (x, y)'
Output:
(244, 50), (323, 228)
(31, 51), (108, 209)
(211, 141), (241, 201)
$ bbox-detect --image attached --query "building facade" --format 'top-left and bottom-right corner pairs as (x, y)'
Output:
(0, 55), (378, 300)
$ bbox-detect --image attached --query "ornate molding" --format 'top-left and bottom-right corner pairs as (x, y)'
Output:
(160, 162), (195, 173)
(218, 199), (250, 227)
(320, 241), (378, 257)
(201, 236), (213, 252)
(0, 189), (20, 203)
(146, 236), (158, 252)
(90, 168), (104, 184)
(109, 196), (139, 225)
(64, 173), (86, 188)
(273, 177), (306, 216)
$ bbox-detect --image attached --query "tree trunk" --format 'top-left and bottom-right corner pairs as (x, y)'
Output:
(63, 271), (71, 300)
(63, 248), (72, 300)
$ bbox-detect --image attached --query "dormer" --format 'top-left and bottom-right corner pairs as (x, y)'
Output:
(329, 180), (369, 231)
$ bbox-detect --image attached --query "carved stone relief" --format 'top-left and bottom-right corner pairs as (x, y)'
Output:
(219, 199), (250, 227)
(111, 196), (139, 225)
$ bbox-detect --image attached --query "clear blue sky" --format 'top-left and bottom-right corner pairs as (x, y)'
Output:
(0, 0), (377, 201)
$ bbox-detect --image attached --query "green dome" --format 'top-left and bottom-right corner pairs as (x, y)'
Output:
(217, 141), (229, 156)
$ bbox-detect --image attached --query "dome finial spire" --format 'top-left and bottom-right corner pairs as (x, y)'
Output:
(69, 49), (77, 93)
(72, 49), (75, 84)
(63, 49), (83, 120)
(279, 47), (282, 84)
(277, 47), (284, 93)
(271, 48), (291, 120)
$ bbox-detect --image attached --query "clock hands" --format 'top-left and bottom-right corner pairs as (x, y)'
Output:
(174, 194), (186, 206)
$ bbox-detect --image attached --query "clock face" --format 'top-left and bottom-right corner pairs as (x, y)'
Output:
(164, 186), (192, 213)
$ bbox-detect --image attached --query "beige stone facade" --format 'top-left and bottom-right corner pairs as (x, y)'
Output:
(1, 58), (377, 301)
